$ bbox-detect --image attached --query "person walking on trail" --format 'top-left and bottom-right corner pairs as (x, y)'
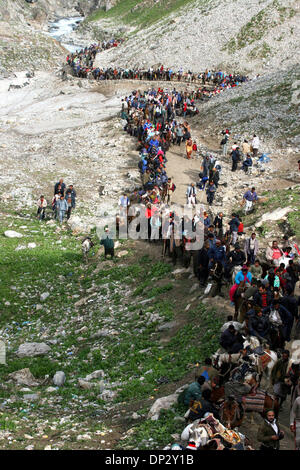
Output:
(214, 212), (224, 239)
(186, 183), (197, 208)
(251, 134), (260, 158)
(244, 232), (259, 265)
(257, 410), (285, 451)
(100, 227), (115, 260)
(243, 187), (258, 213)
(271, 350), (290, 407)
(206, 180), (216, 206)
(228, 213), (240, 246)
(56, 194), (68, 224)
(65, 184), (76, 210)
(119, 193), (130, 215)
(220, 129), (230, 157)
(242, 139), (251, 157)
(54, 178), (66, 196)
(37, 195), (47, 221)
(290, 396), (300, 450)
(266, 240), (284, 267)
(231, 146), (241, 172)
(166, 177), (176, 204)
(186, 138), (193, 159)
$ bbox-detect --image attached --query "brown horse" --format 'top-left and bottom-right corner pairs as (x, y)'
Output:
(219, 398), (244, 429)
(211, 385), (280, 418)
(233, 282), (248, 321)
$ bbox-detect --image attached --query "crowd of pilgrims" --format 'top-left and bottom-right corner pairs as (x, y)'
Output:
(119, 85), (300, 450)
(65, 42), (249, 99)
(66, 43), (299, 448)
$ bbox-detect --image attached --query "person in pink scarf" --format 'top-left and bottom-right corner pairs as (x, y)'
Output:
(229, 265), (252, 303)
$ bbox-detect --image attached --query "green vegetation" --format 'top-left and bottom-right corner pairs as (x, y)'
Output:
(0, 204), (223, 449)
(236, 187), (300, 240)
(120, 407), (185, 449)
(223, 0), (296, 54)
(86, 0), (216, 29)
(248, 41), (272, 60)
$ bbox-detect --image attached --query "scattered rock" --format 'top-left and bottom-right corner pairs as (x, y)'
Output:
(78, 379), (94, 390)
(40, 292), (50, 302)
(85, 370), (105, 381)
(148, 385), (188, 421)
(53, 371), (66, 387)
(158, 321), (178, 331)
(8, 368), (40, 387)
(23, 393), (40, 401)
(4, 230), (23, 238)
(17, 342), (51, 358)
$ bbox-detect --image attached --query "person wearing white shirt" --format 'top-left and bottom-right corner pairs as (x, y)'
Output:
(252, 134), (260, 157)
(186, 183), (197, 208)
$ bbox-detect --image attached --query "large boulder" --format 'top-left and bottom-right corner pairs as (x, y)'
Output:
(4, 230), (23, 238)
(17, 342), (51, 358)
(255, 207), (293, 228)
(8, 368), (39, 387)
(53, 371), (66, 387)
(148, 385), (188, 421)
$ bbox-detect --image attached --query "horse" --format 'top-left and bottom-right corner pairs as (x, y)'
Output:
(181, 414), (245, 449)
(233, 282), (248, 321)
(243, 337), (278, 378)
(208, 261), (224, 297)
(219, 397), (244, 429)
(81, 237), (94, 263)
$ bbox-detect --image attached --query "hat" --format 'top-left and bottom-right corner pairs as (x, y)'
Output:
(242, 265), (248, 270)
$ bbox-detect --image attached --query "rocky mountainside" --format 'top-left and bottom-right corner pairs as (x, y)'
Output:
(0, 0), (79, 24)
(82, 0), (300, 74)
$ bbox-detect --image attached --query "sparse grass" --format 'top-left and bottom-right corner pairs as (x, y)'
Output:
(223, 0), (296, 54)
(0, 204), (223, 449)
(86, 0), (214, 29)
(238, 187), (300, 240)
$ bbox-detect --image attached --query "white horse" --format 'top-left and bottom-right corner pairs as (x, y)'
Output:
(243, 336), (277, 385)
(82, 237), (94, 263)
(286, 339), (300, 370)
(181, 419), (212, 447)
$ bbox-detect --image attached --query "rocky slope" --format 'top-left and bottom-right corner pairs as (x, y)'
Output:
(82, 0), (300, 74)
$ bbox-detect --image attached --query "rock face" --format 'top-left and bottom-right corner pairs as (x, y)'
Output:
(77, 0), (117, 16)
(17, 342), (51, 357)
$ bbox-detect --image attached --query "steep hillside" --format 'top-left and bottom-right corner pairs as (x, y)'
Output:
(0, 0), (80, 24)
(83, 0), (300, 74)
(195, 64), (300, 147)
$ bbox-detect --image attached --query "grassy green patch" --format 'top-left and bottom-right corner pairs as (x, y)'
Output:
(86, 0), (213, 29)
(120, 407), (185, 449)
